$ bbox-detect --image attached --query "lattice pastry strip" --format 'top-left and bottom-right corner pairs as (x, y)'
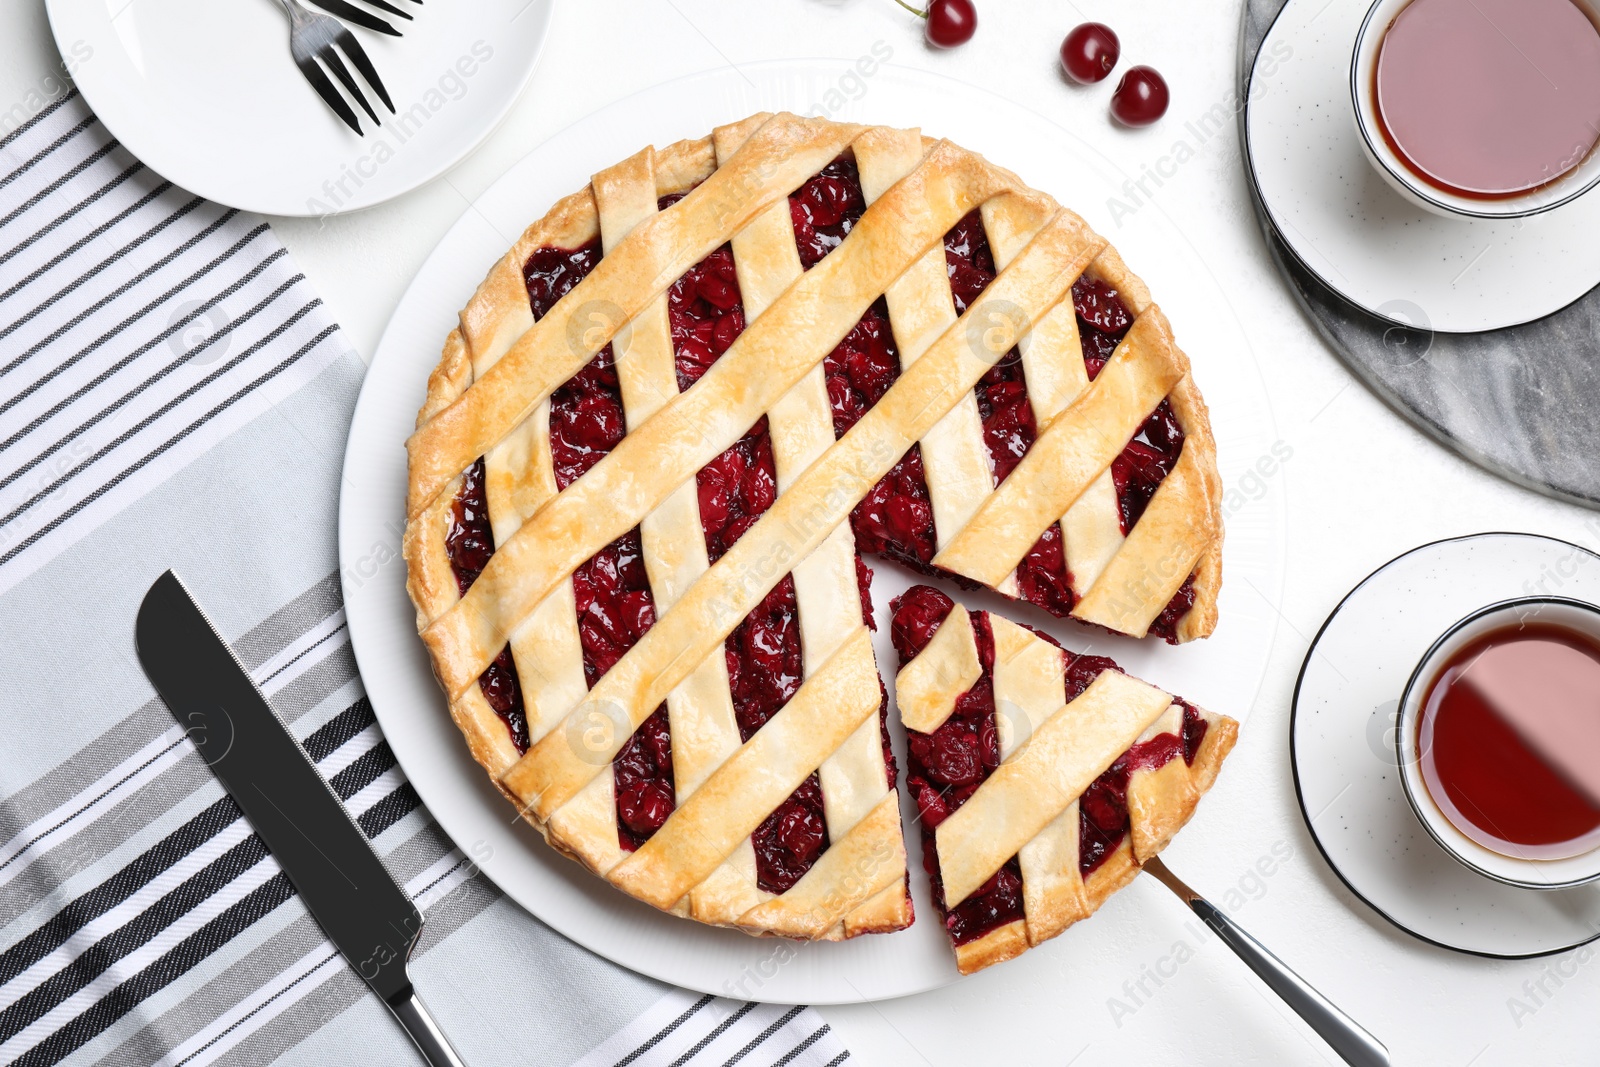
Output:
(854, 128), (997, 567)
(404, 113), (1229, 944)
(503, 205), (1106, 822)
(982, 207), (1123, 599)
(891, 585), (1237, 973)
(716, 123), (912, 937)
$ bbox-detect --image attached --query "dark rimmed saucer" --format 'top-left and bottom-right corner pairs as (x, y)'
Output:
(1240, 0), (1600, 509)
(1292, 533), (1600, 957)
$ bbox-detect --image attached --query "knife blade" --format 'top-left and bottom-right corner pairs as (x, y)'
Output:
(135, 571), (466, 1067)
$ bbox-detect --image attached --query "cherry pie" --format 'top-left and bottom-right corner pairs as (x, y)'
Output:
(891, 585), (1237, 973)
(402, 113), (1224, 943)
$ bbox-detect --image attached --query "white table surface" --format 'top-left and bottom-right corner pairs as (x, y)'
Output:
(7, 1), (1597, 1064)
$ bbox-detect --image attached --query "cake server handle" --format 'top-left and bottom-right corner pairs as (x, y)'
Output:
(1142, 856), (1390, 1067)
(388, 987), (468, 1067)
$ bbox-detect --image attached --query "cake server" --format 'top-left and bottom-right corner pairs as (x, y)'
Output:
(135, 571), (466, 1067)
(1143, 856), (1389, 1067)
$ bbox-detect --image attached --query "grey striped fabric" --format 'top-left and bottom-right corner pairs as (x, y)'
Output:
(0, 89), (851, 1067)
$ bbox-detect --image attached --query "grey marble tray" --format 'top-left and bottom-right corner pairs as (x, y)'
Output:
(1240, 0), (1600, 508)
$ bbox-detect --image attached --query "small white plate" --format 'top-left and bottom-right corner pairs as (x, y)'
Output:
(340, 60), (1288, 1003)
(45, 0), (552, 217)
(1244, 0), (1600, 333)
(1293, 532), (1600, 958)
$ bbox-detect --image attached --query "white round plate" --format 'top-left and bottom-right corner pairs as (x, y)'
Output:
(45, 0), (551, 217)
(340, 60), (1287, 1003)
(1243, 0), (1600, 333)
(1292, 532), (1600, 957)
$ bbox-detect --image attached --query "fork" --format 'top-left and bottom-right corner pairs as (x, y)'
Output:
(305, 0), (416, 37)
(273, 0), (394, 135)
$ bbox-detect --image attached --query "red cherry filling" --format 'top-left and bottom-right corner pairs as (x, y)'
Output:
(790, 158), (868, 270)
(524, 242), (602, 318)
(824, 300), (901, 439)
(704, 439), (853, 893)
(549, 348), (626, 489)
(945, 859), (1025, 945)
(694, 425), (876, 893)
(753, 772), (831, 894)
(1147, 575), (1198, 643)
(853, 444), (937, 566)
(1016, 523), (1075, 618)
(889, 583), (960, 661)
(660, 214), (745, 389)
(570, 528), (655, 683)
(1111, 402), (1185, 532)
(614, 707), (674, 850)
(525, 237), (630, 491)
(1074, 275), (1134, 375)
(698, 419), (778, 563)
(855, 555), (878, 632)
(536, 244), (678, 840)
(943, 210), (996, 315)
(446, 457), (494, 595)
(892, 585), (1206, 943)
(975, 359), (1035, 484)
(803, 178), (1075, 622)
(477, 645), (529, 754)
(727, 575), (803, 739)
(1180, 699), (1209, 764)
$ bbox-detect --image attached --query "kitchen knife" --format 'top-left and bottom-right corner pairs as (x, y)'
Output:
(135, 571), (466, 1067)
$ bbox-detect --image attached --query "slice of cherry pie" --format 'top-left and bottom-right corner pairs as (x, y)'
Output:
(402, 113), (1224, 942)
(891, 584), (1237, 973)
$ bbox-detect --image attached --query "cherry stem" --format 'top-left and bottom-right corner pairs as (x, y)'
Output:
(890, 0), (928, 18)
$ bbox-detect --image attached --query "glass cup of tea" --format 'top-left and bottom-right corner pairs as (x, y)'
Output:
(1397, 597), (1600, 889)
(1351, 0), (1600, 219)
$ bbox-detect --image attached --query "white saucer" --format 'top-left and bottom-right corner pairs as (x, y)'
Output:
(339, 61), (1287, 1003)
(45, 0), (551, 217)
(1243, 0), (1600, 333)
(1293, 532), (1600, 957)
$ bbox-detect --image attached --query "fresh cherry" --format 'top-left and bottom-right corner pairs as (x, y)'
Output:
(1110, 65), (1170, 127)
(1060, 23), (1120, 84)
(923, 0), (977, 48)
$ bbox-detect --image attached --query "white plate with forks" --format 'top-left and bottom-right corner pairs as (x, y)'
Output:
(46, 0), (551, 216)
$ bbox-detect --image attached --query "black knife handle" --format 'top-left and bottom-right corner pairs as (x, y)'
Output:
(389, 989), (469, 1067)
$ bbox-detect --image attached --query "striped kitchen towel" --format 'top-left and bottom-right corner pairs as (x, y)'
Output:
(0, 88), (850, 1067)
